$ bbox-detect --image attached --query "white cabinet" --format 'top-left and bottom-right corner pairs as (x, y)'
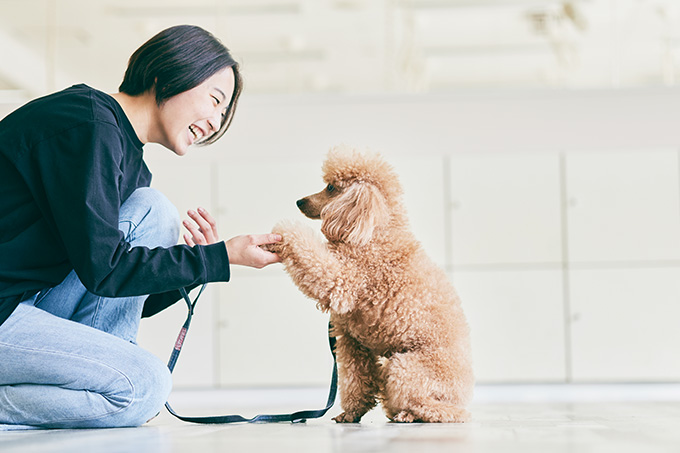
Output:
(569, 268), (680, 382)
(137, 154), (217, 388)
(215, 158), (330, 387)
(215, 158), (324, 241)
(138, 287), (219, 388)
(565, 149), (680, 263)
(448, 152), (566, 383)
(390, 156), (447, 266)
(217, 271), (333, 387)
(453, 270), (566, 383)
(144, 151), (215, 228)
(135, 146), (680, 386)
(449, 152), (563, 266)
(565, 149), (680, 382)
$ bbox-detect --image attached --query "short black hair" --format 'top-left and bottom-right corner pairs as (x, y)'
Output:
(119, 24), (242, 145)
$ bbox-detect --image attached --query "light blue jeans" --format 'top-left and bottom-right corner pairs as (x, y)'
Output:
(0, 188), (179, 429)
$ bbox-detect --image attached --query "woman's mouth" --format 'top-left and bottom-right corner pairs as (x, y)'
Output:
(189, 124), (204, 142)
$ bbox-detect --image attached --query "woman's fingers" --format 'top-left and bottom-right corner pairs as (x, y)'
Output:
(183, 233), (196, 247)
(183, 207), (220, 245)
(225, 234), (283, 268)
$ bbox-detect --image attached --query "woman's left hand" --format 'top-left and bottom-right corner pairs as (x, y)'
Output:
(183, 207), (220, 246)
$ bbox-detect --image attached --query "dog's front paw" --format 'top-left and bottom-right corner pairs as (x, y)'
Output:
(269, 220), (323, 259)
(332, 412), (363, 423)
(264, 221), (298, 257)
(260, 242), (282, 254)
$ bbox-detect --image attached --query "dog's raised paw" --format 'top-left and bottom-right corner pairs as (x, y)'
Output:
(332, 412), (362, 423)
(260, 243), (280, 253)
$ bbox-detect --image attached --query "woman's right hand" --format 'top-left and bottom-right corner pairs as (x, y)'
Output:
(225, 234), (282, 268)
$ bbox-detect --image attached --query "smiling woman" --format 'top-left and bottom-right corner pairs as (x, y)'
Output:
(0, 24), (280, 429)
(124, 66), (236, 155)
(117, 25), (243, 148)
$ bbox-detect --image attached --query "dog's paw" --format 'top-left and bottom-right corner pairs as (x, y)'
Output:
(332, 412), (362, 423)
(269, 220), (328, 261)
(392, 410), (417, 423)
(391, 407), (471, 423)
(260, 242), (282, 254)
(263, 220), (300, 257)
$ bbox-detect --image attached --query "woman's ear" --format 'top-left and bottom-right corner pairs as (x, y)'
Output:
(321, 183), (389, 246)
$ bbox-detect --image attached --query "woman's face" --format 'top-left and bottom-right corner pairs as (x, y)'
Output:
(155, 67), (236, 156)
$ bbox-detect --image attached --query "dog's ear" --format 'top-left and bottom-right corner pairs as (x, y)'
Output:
(321, 183), (389, 246)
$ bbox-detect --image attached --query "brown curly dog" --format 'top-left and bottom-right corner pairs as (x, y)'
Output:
(268, 145), (474, 423)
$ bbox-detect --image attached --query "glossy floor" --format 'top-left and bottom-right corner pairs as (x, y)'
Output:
(3, 385), (680, 453)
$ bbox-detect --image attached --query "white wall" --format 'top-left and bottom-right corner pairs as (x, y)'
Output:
(6, 86), (680, 387)
(132, 87), (680, 387)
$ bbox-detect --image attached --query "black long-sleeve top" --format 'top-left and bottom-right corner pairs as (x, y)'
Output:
(0, 84), (230, 327)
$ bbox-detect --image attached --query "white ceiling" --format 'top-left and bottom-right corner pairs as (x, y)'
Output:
(1, 0), (680, 102)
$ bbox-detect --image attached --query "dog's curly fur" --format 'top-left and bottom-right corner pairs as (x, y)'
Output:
(268, 145), (474, 423)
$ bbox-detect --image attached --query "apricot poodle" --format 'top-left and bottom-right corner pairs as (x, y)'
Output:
(268, 146), (474, 423)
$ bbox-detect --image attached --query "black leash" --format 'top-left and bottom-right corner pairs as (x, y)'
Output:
(164, 284), (338, 424)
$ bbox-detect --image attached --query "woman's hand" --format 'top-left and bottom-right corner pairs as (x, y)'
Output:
(183, 207), (220, 246)
(225, 234), (282, 268)
(183, 207), (281, 268)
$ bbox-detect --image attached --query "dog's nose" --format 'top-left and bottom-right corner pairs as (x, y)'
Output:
(296, 199), (306, 209)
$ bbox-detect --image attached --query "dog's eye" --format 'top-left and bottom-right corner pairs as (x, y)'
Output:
(326, 184), (336, 193)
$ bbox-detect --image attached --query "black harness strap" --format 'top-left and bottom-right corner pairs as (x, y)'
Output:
(164, 285), (338, 424)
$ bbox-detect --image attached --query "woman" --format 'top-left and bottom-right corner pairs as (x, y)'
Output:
(0, 25), (280, 429)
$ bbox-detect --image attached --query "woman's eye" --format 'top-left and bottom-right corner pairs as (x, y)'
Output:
(212, 96), (220, 105)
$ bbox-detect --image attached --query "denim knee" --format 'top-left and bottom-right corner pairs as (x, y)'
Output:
(108, 349), (173, 428)
(129, 354), (173, 426)
(120, 187), (180, 249)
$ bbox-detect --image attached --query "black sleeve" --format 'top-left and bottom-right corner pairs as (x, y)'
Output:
(31, 121), (230, 298)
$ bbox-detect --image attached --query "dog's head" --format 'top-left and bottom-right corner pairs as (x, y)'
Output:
(296, 145), (402, 247)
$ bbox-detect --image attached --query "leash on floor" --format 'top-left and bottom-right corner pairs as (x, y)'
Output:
(164, 284), (338, 424)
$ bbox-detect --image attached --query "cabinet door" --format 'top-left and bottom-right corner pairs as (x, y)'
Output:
(453, 269), (566, 382)
(138, 157), (217, 388)
(138, 287), (218, 388)
(217, 272), (333, 387)
(565, 149), (680, 263)
(216, 159), (324, 247)
(449, 152), (562, 266)
(144, 151), (215, 229)
(570, 268), (680, 381)
(391, 156), (446, 266)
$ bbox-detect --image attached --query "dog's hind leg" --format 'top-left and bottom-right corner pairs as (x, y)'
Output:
(332, 334), (380, 423)
(380, 349), (472, 423)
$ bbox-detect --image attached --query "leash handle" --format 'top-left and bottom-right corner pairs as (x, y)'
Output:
(164, 284), (337, 424)
(165, 286), (203, 374)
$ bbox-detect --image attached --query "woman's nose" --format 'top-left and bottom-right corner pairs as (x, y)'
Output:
(208, 111), (223, 132)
